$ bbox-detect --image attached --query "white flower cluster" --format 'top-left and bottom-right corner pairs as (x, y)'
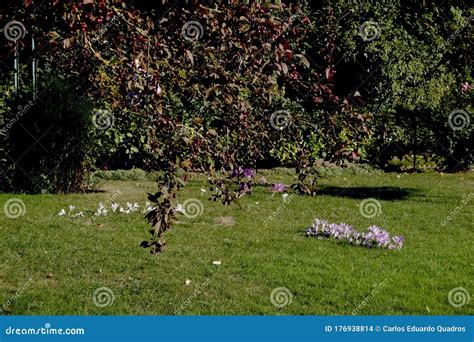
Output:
(57, 205), (85, 218)
(58, 202), (155, 218)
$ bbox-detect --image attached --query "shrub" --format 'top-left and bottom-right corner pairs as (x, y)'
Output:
(0, 84), (13, 191)
(5, 75), (95, 193)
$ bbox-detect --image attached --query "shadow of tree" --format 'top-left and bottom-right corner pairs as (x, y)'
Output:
(317, 186), (418, 200)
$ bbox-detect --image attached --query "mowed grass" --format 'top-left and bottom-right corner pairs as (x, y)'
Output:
(0, 169), (472, 315)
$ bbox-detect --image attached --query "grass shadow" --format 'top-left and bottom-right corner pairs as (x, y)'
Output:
(317, 186), (418, 200)
(83, 189), (107, 194)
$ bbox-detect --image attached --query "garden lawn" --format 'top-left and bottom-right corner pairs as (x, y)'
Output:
(0, 169), (472, 315)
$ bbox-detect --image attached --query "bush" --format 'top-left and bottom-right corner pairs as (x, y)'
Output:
(0, 84), (13, 191)
(4, 75), (95, 193)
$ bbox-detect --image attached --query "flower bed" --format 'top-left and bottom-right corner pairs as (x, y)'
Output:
(305, 218), (404, 250)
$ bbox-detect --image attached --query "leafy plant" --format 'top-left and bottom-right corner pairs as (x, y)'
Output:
(141, 166), (185, 254)
(4, 75), (94, 193)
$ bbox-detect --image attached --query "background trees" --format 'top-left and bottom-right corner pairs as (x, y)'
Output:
(0, 0), (472, 194)
(317, 0), (473, 171)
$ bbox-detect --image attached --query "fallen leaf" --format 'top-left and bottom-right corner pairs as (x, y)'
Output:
(185, 50), (194, 66)
(295, 54), (310, 68)
(213, 216), (235, 227)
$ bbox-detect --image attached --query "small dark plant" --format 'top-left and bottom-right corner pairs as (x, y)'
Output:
(141, 166), (185, 254)
(292, 148), (320, 197)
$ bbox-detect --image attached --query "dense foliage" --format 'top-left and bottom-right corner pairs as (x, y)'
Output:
(3, 75), (94, 193)
(320, 0), (473, 171)
(0, 0), (472, 251)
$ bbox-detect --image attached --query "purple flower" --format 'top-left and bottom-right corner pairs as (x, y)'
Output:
(461, 82), (471, 93)
(390, 235), (404, 250)
(243, 168), (255, 180)
(231, 167), (255, 180)
(339, 223), (354, 239)
(238, 182), (251, 194)
(376, 232), (390, 246)
(231, 167), (244, 178)
(269, 183), (285, 193)
(365, 226), (390, 247)
(305, 218), (403, 250)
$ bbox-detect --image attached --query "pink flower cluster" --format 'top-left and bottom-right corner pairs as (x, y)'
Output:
(305, 218), (404, 250)
(461, 82), (471, 94)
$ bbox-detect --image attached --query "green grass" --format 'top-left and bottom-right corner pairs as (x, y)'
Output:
(0, 170), (472, 315)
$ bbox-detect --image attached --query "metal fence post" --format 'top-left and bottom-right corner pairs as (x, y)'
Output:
(14, 40), (19, 95)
